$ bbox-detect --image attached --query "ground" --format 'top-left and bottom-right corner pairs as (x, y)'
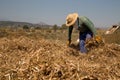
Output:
(0, 28), (120, 80)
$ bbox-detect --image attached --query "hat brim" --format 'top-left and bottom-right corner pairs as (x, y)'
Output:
(66, 13), (78, 27)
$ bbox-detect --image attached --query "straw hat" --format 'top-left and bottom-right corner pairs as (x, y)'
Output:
(66, 13), (78, 27)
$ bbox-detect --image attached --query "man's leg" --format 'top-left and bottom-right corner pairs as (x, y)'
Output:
(79, 33), (87, 53)
(79, 32), (93, 53)
(86, 32), (93, 39)
(80, 40), (87, 53)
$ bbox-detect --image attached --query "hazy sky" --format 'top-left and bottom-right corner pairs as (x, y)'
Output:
(0, 0), (120, 27)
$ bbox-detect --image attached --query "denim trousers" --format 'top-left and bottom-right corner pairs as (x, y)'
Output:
(79, 31), (93, 53)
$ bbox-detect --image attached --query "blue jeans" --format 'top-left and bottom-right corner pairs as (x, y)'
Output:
(79, 32), (93, 53)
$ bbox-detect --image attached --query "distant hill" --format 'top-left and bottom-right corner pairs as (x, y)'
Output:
(0, 21), (52, 28)
(0, 21), (33, 27)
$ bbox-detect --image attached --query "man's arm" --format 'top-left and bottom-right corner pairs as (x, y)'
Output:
(68, 26), (73, 41)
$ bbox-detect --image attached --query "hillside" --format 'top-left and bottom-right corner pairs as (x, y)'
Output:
(0, 21), (33, 27)
(0, 21), (51, 28)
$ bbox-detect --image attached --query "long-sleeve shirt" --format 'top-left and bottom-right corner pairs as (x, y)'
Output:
(68, 16), (97, 41)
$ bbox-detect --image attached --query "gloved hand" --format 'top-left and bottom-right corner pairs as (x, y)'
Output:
(85, 35), (104, 48)
(94, 35), (104, 44)
(67, 40), (71, 46)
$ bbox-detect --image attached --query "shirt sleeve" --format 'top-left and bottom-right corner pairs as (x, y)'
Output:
(68, 26), (73, 41)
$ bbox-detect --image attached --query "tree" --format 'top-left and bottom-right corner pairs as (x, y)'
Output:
(53, 24), (58, 32)
(23, 25), (30, 31)
(23, 25), (29, 29)
(61, 24), (67, 29)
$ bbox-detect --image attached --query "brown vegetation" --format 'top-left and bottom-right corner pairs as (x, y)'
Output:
(0, 28), (120, 80)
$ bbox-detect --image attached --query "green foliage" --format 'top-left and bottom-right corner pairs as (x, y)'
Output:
(61, 24), (67, 29)
(23, 25), (29, 30)
(35, 27), (42, 30)
(52, 24), (58, 32)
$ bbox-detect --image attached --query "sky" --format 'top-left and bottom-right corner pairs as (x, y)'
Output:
(0, 0), (120, 28)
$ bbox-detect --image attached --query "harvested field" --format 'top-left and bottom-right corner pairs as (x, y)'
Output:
(0, 35), (120, 80)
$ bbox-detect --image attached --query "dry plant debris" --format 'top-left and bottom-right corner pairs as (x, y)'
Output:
(0, 36), (120, 80)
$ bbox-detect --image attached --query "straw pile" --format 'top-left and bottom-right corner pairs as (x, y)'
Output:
(0, 36), (120, 80)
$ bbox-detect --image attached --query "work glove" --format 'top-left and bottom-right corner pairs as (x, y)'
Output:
(67, 40), (71, 46)
(85, 35), (104, 49)
(94, 35), (104, 44)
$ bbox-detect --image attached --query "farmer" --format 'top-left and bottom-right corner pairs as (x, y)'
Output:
(66, 13), (97, 53)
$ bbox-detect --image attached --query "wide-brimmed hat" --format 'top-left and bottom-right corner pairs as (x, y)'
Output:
(66, 13), (78, 27)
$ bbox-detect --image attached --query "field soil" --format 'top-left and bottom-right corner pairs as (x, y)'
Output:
(0, 29), (120, 80)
